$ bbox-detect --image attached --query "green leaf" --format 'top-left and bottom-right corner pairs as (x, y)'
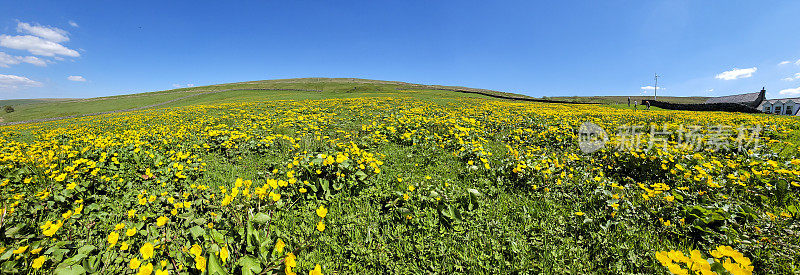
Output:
(77, 245), (96, 255)
(253, 213), (270, 224)
(0, 248), (13, 261)
(189, 226), (205, 239)
(54, 264), (87, 275)
(4, 224), (25, 237)
(210, 229), (226, 243)
(207, 253), (229, 275)
(238, 256), (263, 275)
(58, 254), (87, 268)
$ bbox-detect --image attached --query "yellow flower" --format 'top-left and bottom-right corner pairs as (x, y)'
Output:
(275, 239), (286, 253)
(129, 257), (141, 270)
(128, 210), (137, 219)
(574, 212), (584, 216)
(408, 185), (415, 192)
(309, 264), (323, 275)
(316, 221), (325, 232)
(66, 183), (77, 190)
(115, 223), (126, 230)
(13, 245), (28, 254)
(140, 242), (155, 260)
(30, 247), (43, 254)
(285, 252), (297, 275)
(190, 244), (202, 257)
(126, 228), (137, 237)
(108, 231), (120, 246)
(120, 242), (129, 251)
(403, 193), (409, 201)
(220, 246), (229, 263)
(316, 205), (328, 218)
(155, 270), (168, 275)
(157, 216), (169, 227)
(32, 255), (47, 269)
(43, 220), (64, 237)
(137, 262), (154, 275)
(285, 252), (297, 267)
(195, 255), (207, 272)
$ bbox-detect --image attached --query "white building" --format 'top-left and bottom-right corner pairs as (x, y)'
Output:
(758, 98), (800, 115)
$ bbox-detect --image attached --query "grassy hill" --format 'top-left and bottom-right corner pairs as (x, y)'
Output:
(1, 78), (715, 124)
(0, 78), (513, 124)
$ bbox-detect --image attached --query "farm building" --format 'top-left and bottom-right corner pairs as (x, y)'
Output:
(702, 87), (800, 115)
(758, 98), (800, 115)
(704, 88), (766, 109)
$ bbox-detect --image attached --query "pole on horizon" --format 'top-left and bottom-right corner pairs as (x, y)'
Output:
(654, 74), (660, 101)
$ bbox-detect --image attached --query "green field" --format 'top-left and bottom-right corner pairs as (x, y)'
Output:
(0, 79), (797, 274)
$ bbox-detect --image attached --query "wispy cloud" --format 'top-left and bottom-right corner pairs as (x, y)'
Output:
(0, 35), (79, 57)
(782, 73), (800, 81)
(779, 87), (800, 96)
(67, 75), (86, 82)
(0, 51), (47, 67)
(640, 86), (664, 91)
(68, 21), (79, 28)
(0, 74), (43, 90)
(715, 67), (757, 80)
(172, 83), (195, 88)
(16, 22), (69, 43)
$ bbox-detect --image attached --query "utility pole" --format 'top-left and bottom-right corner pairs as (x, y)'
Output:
(654, 74), (660, 101)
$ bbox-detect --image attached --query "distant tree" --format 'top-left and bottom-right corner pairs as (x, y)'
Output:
(3, 105), (13, 113)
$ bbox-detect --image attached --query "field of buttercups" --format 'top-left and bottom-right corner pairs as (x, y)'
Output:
(1, 95), (798, 274)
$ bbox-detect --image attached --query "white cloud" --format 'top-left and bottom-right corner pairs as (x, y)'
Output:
(17, 22), (70, 43)
(640, 86), (664, 91)
(0, 52), (47, 67)
(67, 75), (86, 82)
(0, 74), (43, 90)
(172, 83), (195, 88)
(20, 56), (46, 66)
(68, 21), (79, 28)
(715, 67), (757, 80)
(780, 61), (791, 65)
(783, 73), (800, 81)
(0, 35), (79, 57)
(0, 52), (19, 67)
(707, 89), (714, 92)
(779, 87), (800, 96)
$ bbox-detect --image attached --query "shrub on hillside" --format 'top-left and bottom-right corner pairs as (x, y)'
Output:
(3, 105), (14, 113)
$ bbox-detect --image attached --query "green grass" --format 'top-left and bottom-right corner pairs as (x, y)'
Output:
(0, 91), (207, 123)
(0, 98), (77, 106)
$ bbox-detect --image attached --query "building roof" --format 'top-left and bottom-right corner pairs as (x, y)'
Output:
(761, 97), (800, 104)
(704, 91), (763, 104)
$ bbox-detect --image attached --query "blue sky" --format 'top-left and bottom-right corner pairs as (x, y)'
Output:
(2, 0), (800, 100)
